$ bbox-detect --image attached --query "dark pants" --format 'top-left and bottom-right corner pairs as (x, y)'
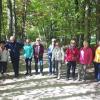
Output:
(35, 58), (43, 74)
(94, 62), (100, 81)
(48, 58), (55, 74)
(94, 62), (98, 79)
(11, 59), (19, 77)
(66, 61), (76, 79)
(0, 62), (7, 74)
(25, 58), (32, 74)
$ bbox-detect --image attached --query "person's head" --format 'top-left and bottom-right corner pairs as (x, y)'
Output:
(70, 40), (76, 47)
(36, 38), (40, 45)
(83, 41), (89, 48)
(97, 41), (100, 46)
(10, 36), (16, 43)
(0, 41), (5, 49)
(51, 38), (56, 45)
(55, 42), (60, 47)
(26, 39), (30, 44)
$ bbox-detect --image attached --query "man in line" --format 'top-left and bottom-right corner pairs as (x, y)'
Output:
(5, 36), (23, 78)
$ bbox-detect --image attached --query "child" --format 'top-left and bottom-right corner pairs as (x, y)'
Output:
(52, 41), (64, 79)
(0, 41), (9, 77)
(23, 39), (33, 76)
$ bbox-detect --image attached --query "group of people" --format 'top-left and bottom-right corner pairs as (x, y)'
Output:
(0, 36), (100, 82)
(48, 39), (100, 81)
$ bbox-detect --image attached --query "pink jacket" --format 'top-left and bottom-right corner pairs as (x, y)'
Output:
(79, 47), (93, 64)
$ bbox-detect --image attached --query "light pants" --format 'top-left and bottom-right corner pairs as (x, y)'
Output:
(78, 64), (88, 80)
(55, 60), (62, 79)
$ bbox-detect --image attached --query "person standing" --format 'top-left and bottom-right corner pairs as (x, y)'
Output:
(48, 38), (56, 75)
(0, 41), (9, 77)
(23, 39), (33, 76)
(65, 40), (79, 80)
(5, 36), (23, 78)
(33, 38), (44, 75)
(52, 41), (64, 79)
(78, 41), (93, 81)
(94, 41), (100, 81)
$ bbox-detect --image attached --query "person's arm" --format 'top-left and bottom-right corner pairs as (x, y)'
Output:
(88, 48), (93, 65)
(30, 45), (33, 58)
(51, 49), (55, 61)
(17, 42), (24, 51)
(23, 46), (26, 58)
(61, 48), (64, 61)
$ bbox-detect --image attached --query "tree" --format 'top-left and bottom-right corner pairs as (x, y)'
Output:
(96, 0), (100, 42)
(0, 0), (2, 40)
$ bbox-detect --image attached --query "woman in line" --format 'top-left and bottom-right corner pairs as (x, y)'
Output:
(78, 41), (93, 81)
(52, 41), (64, 79)
(0, 41), (9, 77)
(64, 40), (79, 80)
(23, 39), (33, 76)
(94, 41), (100, 81)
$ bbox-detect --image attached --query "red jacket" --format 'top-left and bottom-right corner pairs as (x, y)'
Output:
(79, 47), (93, 65)
(64, 46), (79, 62)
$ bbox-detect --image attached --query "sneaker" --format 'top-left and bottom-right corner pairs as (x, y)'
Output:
(48, 73), (52, 76)
(40, 73), (43, 76)
(25, 73), (29, 75)
(35, 72), (38, 75)
(57, 77), (60, 80)
(72, 78), (76, 81)
(66, 78), (69, 81)
(29, 73), (32, 76)
(76, 78), (81, 81)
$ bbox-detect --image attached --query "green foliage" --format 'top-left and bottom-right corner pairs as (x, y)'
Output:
(1, 0), (99, 43)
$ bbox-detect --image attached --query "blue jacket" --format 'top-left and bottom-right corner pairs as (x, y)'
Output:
(48, 44), (54, 58)
(5, 41), (23, 60)
(23, 44), (33, 59)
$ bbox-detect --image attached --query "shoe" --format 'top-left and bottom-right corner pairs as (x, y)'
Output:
(57, 77), (60, 80)
(29, 73), (32, 76)
(77, 79), (81, 81)
(48, 73), (52, 76)
(82, 79), (86, 82)
(66, 78), (69, 81)
(40, 73), (43, 76)
(72, 78), (76, 81)
(35, 72), (38, 75)
(25, 73), (29, 75)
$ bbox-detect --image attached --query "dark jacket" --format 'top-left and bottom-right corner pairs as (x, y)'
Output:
(33, 43), (44, 61)
(5, 41), (23, 60)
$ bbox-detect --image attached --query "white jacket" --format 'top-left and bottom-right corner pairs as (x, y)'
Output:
(52, 47), (64, 61)
(0, 48), (9, 62)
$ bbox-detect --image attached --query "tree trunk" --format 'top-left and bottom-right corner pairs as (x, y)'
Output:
(13, 0), (17, 36)
(21, 0), (27, 38)
(7, 0), (13, 36)
(96, 0), (100, 42)
(84, 0), (91, 44)
(0, 0), (2, 40)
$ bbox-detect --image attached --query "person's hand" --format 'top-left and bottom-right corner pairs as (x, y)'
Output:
(65, 61), (68, 64)
(8, 48), (10, 51)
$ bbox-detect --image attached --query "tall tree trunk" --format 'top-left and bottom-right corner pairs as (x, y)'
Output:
(7, 0), (13, 36)
(7, 0), (17, 36)
(13, 0), (17, 36)
(0, 0), (2, 40)
(22, 0), (27, 38)
(96, 0), (100, 42)
(84, 0), (91, 44)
